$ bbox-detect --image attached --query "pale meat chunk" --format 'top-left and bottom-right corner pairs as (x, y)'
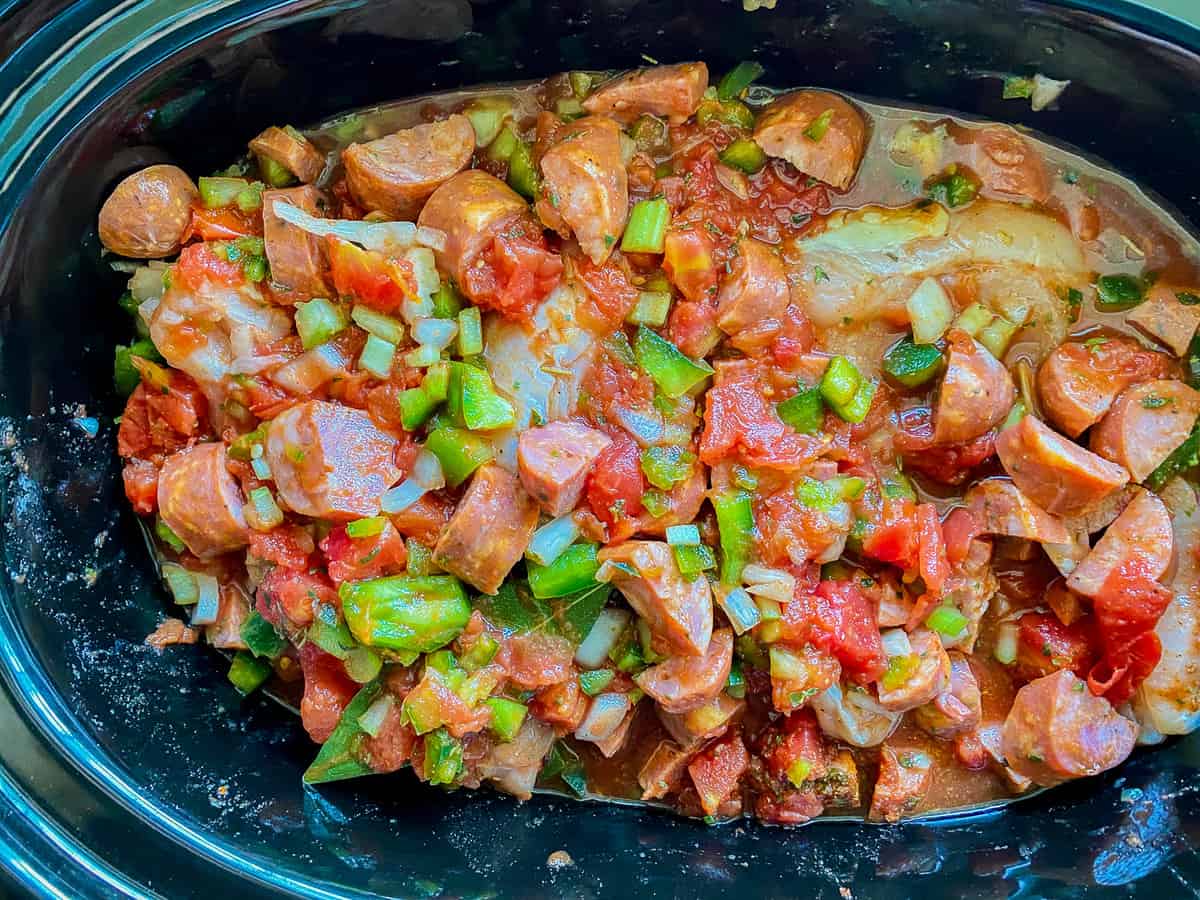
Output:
(517, 421), (611, 517)
(249, 126), (325, 184)
(433, 463), (539, 594)
(261, 186), (331, 298)
(639, 740), (692, 800)
(582, 62), (708, 124)
(1001, 670), (1137, 786)
(1089, 379), (1200, 483)
(868, 744), (933, 822)
(265, 400), (400, 520)
(597, 541), (713, 657)
(934, 332), (1015, 444)
(753, 90), (867, 191)
(715, 238), (790, 335)
(1127, 283), (1200, 356)
(876, 629), (951, 713)
(343, 114), (475, 219)
(635, 628), (733, 713)
(1066, 488), (1174, 598)
(913, 652), (983, 739)
(995, 414), (1129, 516)
(964, 477), (1070, 544)
(157, 442), (248, 558)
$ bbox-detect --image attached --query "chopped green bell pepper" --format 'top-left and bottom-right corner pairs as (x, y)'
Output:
(457, 306), (483, 357)
(641, 445), (695, 490)
(445, 361), (516, 431)
(339, 575), (471, 653)
(423, 425), (495, 487)
(820, 356), (876, 423)
(399, 361), (451, 431)
(507, 138), (540, 200)
(295, 298), (348, 350)
(1095, 273), (1146, 311)
(712, 489), (755, 586)
(883, 337), (944, 389)
(303, 681), (383, 783)
(227, 651), (273, 695)
(717, 61), (765, 101)
(578, 669), (615, 696)
(621, 199), (670, 254)
(776, 385), (824, 433)
(719, 138), (767, 174)
(424, 728), (463, 785)
(240, 610), (287, 659)
(527, 543), (600, 599)
(633, 326), (714, 398)
(486, 698), (528, 742)
(432, 281), (464, 319)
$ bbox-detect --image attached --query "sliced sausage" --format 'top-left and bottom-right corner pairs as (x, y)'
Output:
(933, 332), (1016, 444)
(517, 420), (612, 517)
(955, 722), (1034, 793)
(537, 115), (629, 265)
(265, 400), (399, 520)
(261, 186), (331, 298)
(639, 740), (691, 800)
(635, 628), (733, 714)
(868, 744), (933, 823)
(157, 442), (248, 558)
(417, 170), (531, 285)
(477, 717), (556, 800)
(343, 114), (475, 219)
(98, 164), (199, 258)
(249, 126), (325, 184)
(913, 652), (982, 739)
(964, 477), (1070, 544)
(753, 90), (867, 191)
(1127, 283), (1200, 356)
(876, 629), (951, 712)
(1090, 379), (1200, 483)
(582, 62), (708, 124)
(433, 463), (539, 595)
(960, 125), (1050, 204)
(715, 238), (790, 335)
(1066, 488), (1174, 598)
(597, 540), (713, 657)
(1037, 337), (1173, 438)
(1001, 669), (1137, 786)
(995, 414), (1129, 516)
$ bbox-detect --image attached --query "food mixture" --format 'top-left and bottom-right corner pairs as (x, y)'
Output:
(103, 61), (1200, 824)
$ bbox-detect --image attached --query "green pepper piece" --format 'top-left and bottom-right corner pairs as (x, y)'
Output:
(1095, 274), (1146, 311)
(609, 625), (646, 673)
(197, 175), (249, 209)
(461, 633), (500, 672)
(633, 326), (714, 398)
(1146, 419), (1200, 490)
(339, 575), (471, 653)
(837, 380), (877, 424)
(641, 445), (695, 490)
(444, 361), (515, 431)
(432, 281), (464, 319)
(776, 386), (824, 433)
(578, 668), (615, 696)
(712, 489), (755, 586)
(113, 339), (164, 395)
(696, 96), (755, 129)
(155, 517), (186, 554)
(257, 154), (296, 188)
(424, 728), (464, 785)
(486, 698), (528, 742)
(883, 337), (945, 389)
(621, 199), (671, 254)
(295, 298), (348, 350)
(527, 543), (600, 599)
(507, 138), (540, 200)
(673, 542), (717, 577)
(1187, 330), (1200, 390)
(719, 138), (767, 175)
(240, 611), (286, 659)
(227, 651), (273, 695)
(424, 425), (495, 487)
(303, 681), (383, 783)
(820, 356), (876, 423)
(927, 169), (979, 208)
(726, 658), (746, 699)
(486, 123), (521, 164)
(717, 61), (765, 101)
(630, 115), (668, 154)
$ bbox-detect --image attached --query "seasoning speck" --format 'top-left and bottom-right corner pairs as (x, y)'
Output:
(547, 850), (574, 869)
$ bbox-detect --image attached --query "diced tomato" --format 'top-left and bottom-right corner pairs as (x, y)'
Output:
(572, 252), (639, 332)
(1014, 611), (1098, 682)
(500, 632), (575, 689)
(320, 521), (408, 584)
(770, 305), (816, 369)
(404, 667), (491, 738)
(174, 241), (245, 290)
(1086, 560), (1174, 704)
(183, 204), (262, 242)
(762, 708), (827, 784)
(893, 406), (996, 485)
(388, 493), (454, 547)
(121, 458), (159, 514)
(1088, 630), (1162, 706)
(586, 432), (645, 543)
(530, 678), (588, 730)
(663, 228), (718, 302)
(298, 642), (358, 744)
(780, 580), (887, 683)
(327, 237), (416, 313)
(580, 340), (655, 425)
(699, 361), (822, 470)
(941, 506), (983, 566)
(256, 567), (338, 628)
(362, 701), (417, 774)
(235, 374), (297, 419)
(687, 731), (749, 817)
(915, 503), (949, 596)
(117, 365), (208, 461)
(666, 299), (721, 359)
(248, 524), (315, 570)
(461, 230), (563, 322)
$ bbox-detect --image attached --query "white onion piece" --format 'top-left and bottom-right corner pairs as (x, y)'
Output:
(273, 201), (418, 253)
(402, 248), (438, 323)
(411, 317), (458, 350)
(742, 564), (793, 585)
(575, 692), (631, 743)
(716, 587), (760, 635)
(1031, 74), (1070, 112)
(380, 479), (427, 514)
(743, 564), (795, 604)
(416, 225), (447, 252)
(190, 574), (221, 626)
(880, 628), (913, 659)
(129, 265), (166, 303)
(574, 608), (631, 668)
(410, 450), (445, 491)
(271, 342), (348, 394)
(357, 695), (395, 738)
(526, 515), (579, 567)
(610, 404), (664, 447)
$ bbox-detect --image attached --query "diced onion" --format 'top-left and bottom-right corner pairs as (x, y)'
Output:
(665, 524), (701, 546)
(129, 265), (167, 303)
(410, 449), (445, 491)
(610, 404), (664, 447)
(357, 694), (394, 737)
(411, 317), (459, 350)
(190, 574), (221, 625)
(743, 564), (795, 603)
(527, 514), (580, 567)
(880, 628), (913, 659)
(906, 277), (954, 344)
(575, 608), (630, 668)
(250, 457), (272, 480)
(716, 586), (761, 635)
(380, 479), (427, 514)
(402, 248), (438, 322)
(575, 692), (631, 742)
(273, 201), (418, 253)
(994, 622), (1019, 665)
(162, 564), (198, 605)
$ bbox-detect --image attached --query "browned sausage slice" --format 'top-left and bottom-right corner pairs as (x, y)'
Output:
(265, 400), (399, 520)
(1037, 337), (1173, 438)
(715, 239), (790, 335)
(1066, 488), (1173, 597)
(868, 744), (933, 822)
(876, 629), (951, 712)
(417, 170), (531, 287)
(537, 115), (629, 265)
(964, 477), (1070, 544)
(1001, 669), (1137, 786)
(433, 463), (539, 595)
(582, 62), (708, 124)
(157, 442), (248, 558)
(996, 414), (1129, 516)
(249, 126), (326, 184)
(343, 114), (476, 219)
(261, 186), (331, 298)
(1090, 379), (1200, 483)
(98, 164), (199, 258)
(639, 740), (691, 800)
(517, 420), (612, 517)
(934, 331), (1016, 444)
(913, 652), (983, 739)
(597, 540), (713, 657)
(635, 628), (733, 713)
(1127, 283), (1200, 356)
(962, 125), (1050, 204)
(753, 90), (867, 191)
